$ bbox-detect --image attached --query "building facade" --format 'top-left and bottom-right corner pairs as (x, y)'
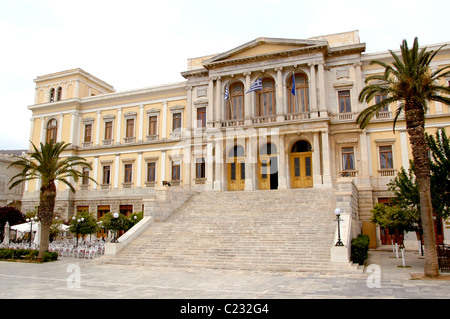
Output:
(22, 31), (450, 244)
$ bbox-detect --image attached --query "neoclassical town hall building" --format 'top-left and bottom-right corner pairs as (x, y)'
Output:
(22, 31), (450, 246)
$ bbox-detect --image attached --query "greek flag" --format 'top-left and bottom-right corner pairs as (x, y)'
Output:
(291, 75), (296, 96)
(246, 79), (262, 93)
(225, 83), (229, 101)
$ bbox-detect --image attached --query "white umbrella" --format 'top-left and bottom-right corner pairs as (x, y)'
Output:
(2, 221), (10, 245)
(11, 222), (37, 233)
(33, 222), (41, 246)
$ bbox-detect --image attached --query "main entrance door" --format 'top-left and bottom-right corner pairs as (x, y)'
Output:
(290, 140), (313, 188)
(227, 145), (246, 191)
(258, 143), (278, 190)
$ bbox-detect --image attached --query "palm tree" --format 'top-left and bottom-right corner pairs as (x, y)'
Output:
(8, 140), (94, 261)
(357, 37), (450, 277)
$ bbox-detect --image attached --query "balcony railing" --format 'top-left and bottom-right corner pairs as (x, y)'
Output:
(285, 112), (311, 121)
(252, 115), (276, 124)
(375, 111), (392, 120)
(221, 119), (245, 127)
(378, 169), (396, 177)
(340, 170), (358, 178)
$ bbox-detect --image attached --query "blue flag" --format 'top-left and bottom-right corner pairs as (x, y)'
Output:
(246, 79), (262, 93)
(291, 75), (296, 96)
(225, 83), (229, 101)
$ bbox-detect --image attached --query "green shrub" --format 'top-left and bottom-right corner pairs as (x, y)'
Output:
(42, 251), (58, 262)
(0, 248), (13, 259)
(351, 234), (370, 265)
(0, 248), (57, 262)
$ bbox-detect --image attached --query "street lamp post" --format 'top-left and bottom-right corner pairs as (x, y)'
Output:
(111, 212), (119, 243)
(334, 208), (344, 246)
(26, 217), (36, 248)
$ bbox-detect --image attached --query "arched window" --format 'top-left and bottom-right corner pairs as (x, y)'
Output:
(288, 73), (309, 113)
(227, 82), (244, 120)
(228, 145), (245, 158)
(56, 86), (62, 101)
(259, 143), (277, 155)
(291, 140), (312, 153)
(49, 88), (55, 102)
(46, 118), (58, 143)
(256, 78), (276, 117)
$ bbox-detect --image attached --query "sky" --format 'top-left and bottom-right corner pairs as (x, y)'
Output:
(0, 0), (448, 150)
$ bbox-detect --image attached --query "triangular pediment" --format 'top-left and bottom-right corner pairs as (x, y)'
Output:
(202, 37), (329, 68)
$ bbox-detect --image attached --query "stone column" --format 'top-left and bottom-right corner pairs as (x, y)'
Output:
(160, 150), (166, 183)
(116, 107), (122, 144)
(354, 62), (363, 109)
(161, 100), (167, 140)
(278, 134), (287, 189)
(138, 104), (144, 142)
(114, 154), (120, 189)
(214, 138), (223, 191)
(58, 113), (64, 143)
(206, 139), (214, 190)
(93, 156), (99, 190)
(275, 67), (284, 122)
(245, 135), (256, 190)
(309, 62), (318, 116)
(313, 131), (322, 186)
(136, 152), (143, 188)
(215, 76), (222, 127)
(186, 85), (193, 131)
(318, 62), (327, 117)
(400, 130), (410, 170)
(28, 118), (35, 152)
(207, 78), (214, 128)
(321, 130), (332, 187)
(95, 111), (101, 147)
(244, 72), (252, 125)
(39, 116), (45, 144)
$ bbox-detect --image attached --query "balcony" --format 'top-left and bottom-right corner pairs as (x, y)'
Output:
(378, 169), (396, 177)
(285, 112), (311, 121)
(252, 115), (276, 124)
(340, 170), (358, 178)
(375, 111), (392, 120)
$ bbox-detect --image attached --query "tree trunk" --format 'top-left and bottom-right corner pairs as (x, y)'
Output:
(37, 181), (56, 261)
(405, 104), (439, 277)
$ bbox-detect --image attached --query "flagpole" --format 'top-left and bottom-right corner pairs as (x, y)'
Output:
(292, 72), (298, 113)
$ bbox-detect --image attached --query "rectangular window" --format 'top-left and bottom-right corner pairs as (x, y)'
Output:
(104, 121), (113, 140)
(173, 113), (182, 132)
(196, 158), (205, 179)
(120, 205), (133, 217)
(172, 162), (181, 181)
(342, 147), (355, 171)
(338, 90), (351, 113)
(124, 164), (133, 183)
(379, 146), (393, 169)
(126, 119), (134, 138)
(102, 165), (111, 184)
(305, 157), (311, 177)
(197, 107), (206, 128)
(230, 162), (236, 180)
(84, 124), (92, 143)
(375, 94), (389, 112)
(147, 162), (156, 182)
(82, 167), (90, 185)
(0, 174), (6, 193)
(97, 205), (110, 220)
(77, 206), (89, 213)
(148, 116), (157, 135)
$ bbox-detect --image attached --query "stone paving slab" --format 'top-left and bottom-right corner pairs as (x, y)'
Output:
(0, 249), (449, 300)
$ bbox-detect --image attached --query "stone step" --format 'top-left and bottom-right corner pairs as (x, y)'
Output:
(102, 188), (358, 272)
